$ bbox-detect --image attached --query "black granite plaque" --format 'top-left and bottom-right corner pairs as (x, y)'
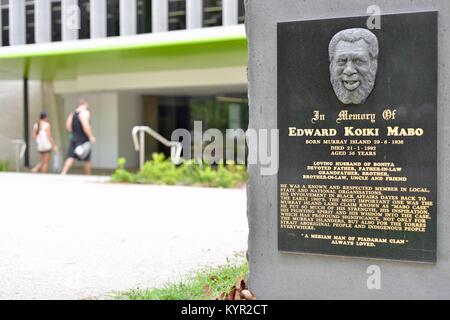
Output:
(278, 12), (437, 263)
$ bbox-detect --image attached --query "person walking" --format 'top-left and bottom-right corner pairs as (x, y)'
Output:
(61, 98), (96, 175)
(31, 112), (58, 174)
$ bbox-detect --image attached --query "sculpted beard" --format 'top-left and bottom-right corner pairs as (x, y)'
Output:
(330, 62), (377, 105)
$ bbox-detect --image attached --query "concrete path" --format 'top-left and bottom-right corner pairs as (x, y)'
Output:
(0, 173), (248, 300)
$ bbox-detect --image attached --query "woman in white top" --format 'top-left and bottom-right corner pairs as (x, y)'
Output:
(31, 112), (58, 173)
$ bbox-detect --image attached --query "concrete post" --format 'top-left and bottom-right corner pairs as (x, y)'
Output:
(120, 0), (137, 36)
(9, 0), (26, 45)
(61, 0), (79, 41)
(35, 0), (52, 43)
(187, 0), (203, 29)
(247, 0), (450, 299)
(152, 0), (168, 32)
(91, 0), (107, 38)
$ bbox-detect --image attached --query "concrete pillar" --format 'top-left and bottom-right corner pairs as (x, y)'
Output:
(152, 0), (168, 33)
(9, 0), (26, 45)
(248, 0), (450, 300)
(223, 0), (238, 26)
(91, 0), (107, 38)
(35, 0), (52, 43)
(186, 0), (203, 29)
(120, 0), (137, 36)
(62, 0), (79, 41)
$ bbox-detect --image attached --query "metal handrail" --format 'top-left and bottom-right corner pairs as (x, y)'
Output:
(0, 134), (27, 172)
(132, 126), (183, 169)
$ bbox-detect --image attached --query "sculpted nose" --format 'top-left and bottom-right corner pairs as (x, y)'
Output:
(343, 61), (357, 76)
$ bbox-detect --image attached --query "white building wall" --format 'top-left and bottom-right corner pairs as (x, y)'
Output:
(3, 0), (238, 45)
(118, 92), (142, 169)
(9, 0), (26, 45)
(120, 0), (137, 36)
(62, 92), (119, 169)
(62, 0), (79, 41)
(92, 93), (119, 169)
(0, 81), (24, 167)
(152, 0), (168, 32)
(0, 80), (43, 170)
(62, 91), (144, 170)
(35, 0), (52, 43)
(91, 0), (107, 38)
(0, 2), (246, 171)
(54, 66), (248, 94)
(187, 0), (203, 29)
(223, 0), (239, 26)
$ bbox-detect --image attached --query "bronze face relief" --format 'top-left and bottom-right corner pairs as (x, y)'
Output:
(329, 28), (379, 105)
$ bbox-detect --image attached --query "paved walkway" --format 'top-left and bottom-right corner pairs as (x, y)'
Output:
(0, 173), (248, 300)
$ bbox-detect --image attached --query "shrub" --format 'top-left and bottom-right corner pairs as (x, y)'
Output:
(111, 158), (136, 183)
(135, 153), (179, 185)
(0, 160), (8, 172)
(111, 154), (248, 189)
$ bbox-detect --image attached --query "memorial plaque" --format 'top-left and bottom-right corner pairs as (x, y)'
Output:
(278, 12), (437, 262)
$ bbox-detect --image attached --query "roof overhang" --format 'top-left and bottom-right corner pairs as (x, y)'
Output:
(0, 25), (247, 81)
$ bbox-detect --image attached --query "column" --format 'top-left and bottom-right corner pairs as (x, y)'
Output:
(223, 0), (238, 26)
(9, 0), (26, 45)
(186, 0), (202, 29)
(62, 0), (79, 41)
(91, 0), (107, 38)
(152, 0), (168, 32)
(35, 0), (52, 43)
(120, 0), (137, 36)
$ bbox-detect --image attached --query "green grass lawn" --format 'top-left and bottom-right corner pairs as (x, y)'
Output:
(115, 260), (249, 300)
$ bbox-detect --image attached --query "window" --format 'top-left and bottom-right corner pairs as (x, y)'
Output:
(1, 0), (9, 46)
(238, 0), (245, 24)
(25, 0), (35, 44)
(168, 0), (185, 31)
(203, 0), (222, 27)
(51, 0), (62, 42)
(137, 0), (151, 34)
(78, 0), (90, 39)
(157, 94), (249, 163)
(1, 0), (36, 45)
(106, 0), (120, 37)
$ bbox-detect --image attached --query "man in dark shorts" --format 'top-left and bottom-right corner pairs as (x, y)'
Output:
(61, 98), (96, 175)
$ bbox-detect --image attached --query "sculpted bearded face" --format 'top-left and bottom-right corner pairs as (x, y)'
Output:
(329, 28), (379, 105)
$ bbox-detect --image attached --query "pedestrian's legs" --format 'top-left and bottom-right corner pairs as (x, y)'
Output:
(31, 160), (42, 173)
(61, 158), (75, 175)
(32, 152), (47, 173)
(83, 161), (92, 176)
(41, 153), (51, 173)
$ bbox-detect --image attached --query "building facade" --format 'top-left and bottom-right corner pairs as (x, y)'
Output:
(0, 0), (247, 170)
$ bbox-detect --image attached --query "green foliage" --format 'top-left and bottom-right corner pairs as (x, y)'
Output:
(0, 160), (8, 172)
(135, 153), (179, 185)
(115, 261), (249, 300)
(111, 158), (136, 183)
(111, 154), (248, 189)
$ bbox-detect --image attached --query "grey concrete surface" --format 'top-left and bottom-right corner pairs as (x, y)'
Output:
(0, 173), (248, 300)
(246, 0), (450, 299)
